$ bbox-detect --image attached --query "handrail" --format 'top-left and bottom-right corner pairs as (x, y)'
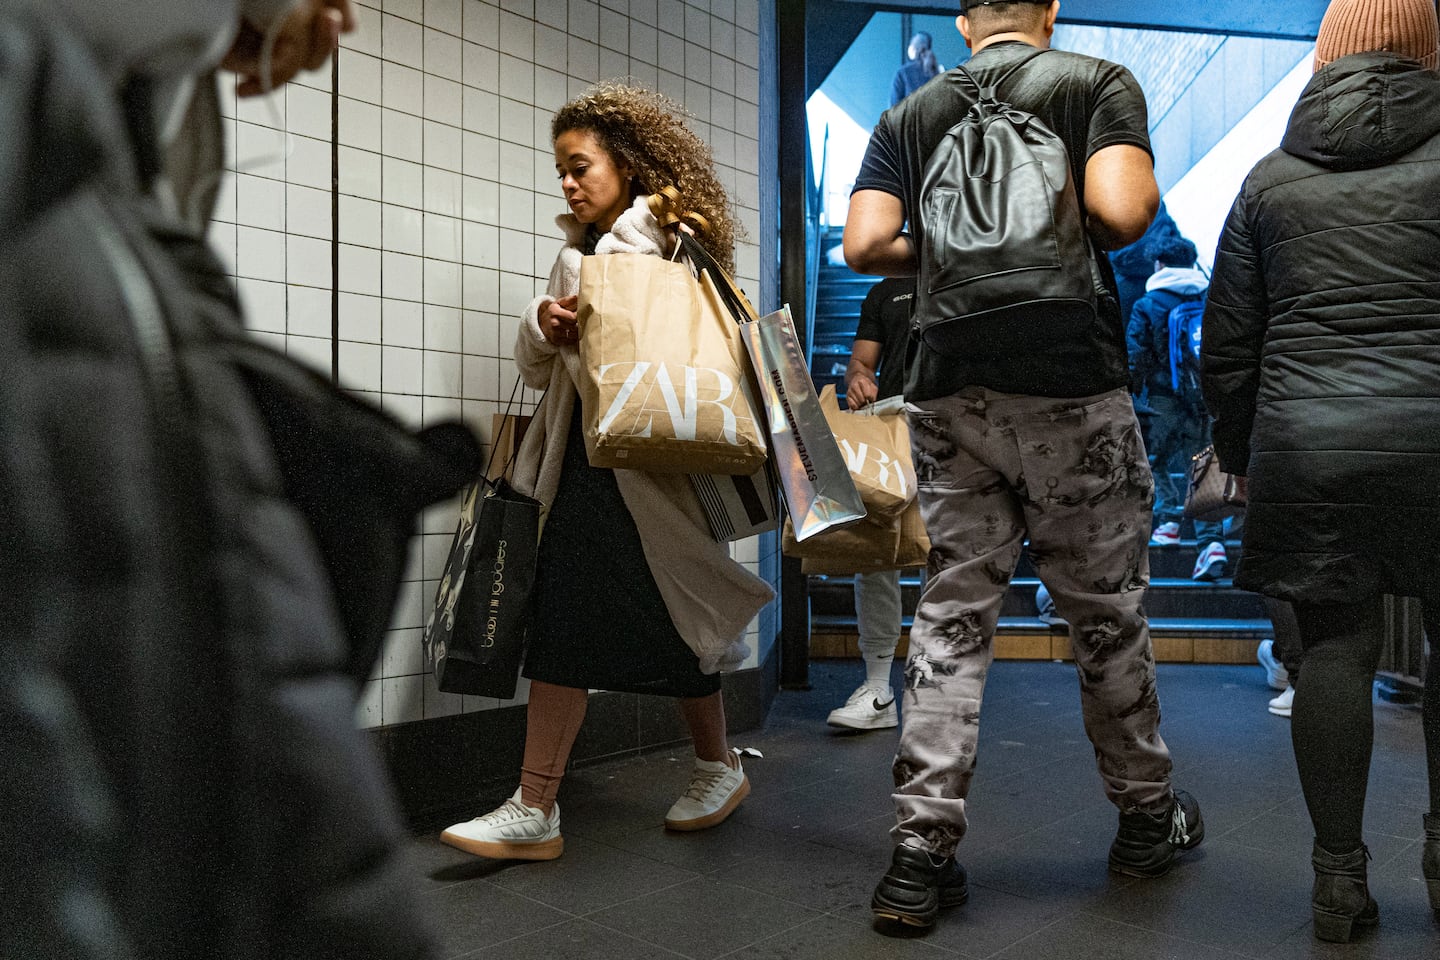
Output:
(803, 123), (829, 367)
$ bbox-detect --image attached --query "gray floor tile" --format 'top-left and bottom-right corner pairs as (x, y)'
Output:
(423, 879), (572, 959)
(952, 754), (1120, 850)
(723, 774), (889, 841)
(724, 914), (964, 959)
(586, 876), (822, 959)
(546, 781), (671, 845)
(883, 880), (1077, 959)
(485, 833), (701, 916)
(604, 814), (815, 875)
(708, 833), (881, 914)
(801, 809), (899, 864)
(459, 917), (691, 960)
(1086, 838), (1330, 957)
(957, 804), (1145, 904)
(987, 912), (1253, 960)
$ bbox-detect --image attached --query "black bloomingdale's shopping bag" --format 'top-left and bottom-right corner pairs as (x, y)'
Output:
(422, 474), (540, 699)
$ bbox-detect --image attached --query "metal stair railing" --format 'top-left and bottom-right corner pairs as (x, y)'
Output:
(803, 124), (828, 364)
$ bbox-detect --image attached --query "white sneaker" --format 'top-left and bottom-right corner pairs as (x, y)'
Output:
(665, 755), (750, 831)
(1268, 686), (1295, 718)
(1256, 639), (1289, 690)
(827, 683), (899, 730)
(440, 789), (563, 860)
(1149, 522), (1181, 547)
(1192, 541), (1227, 580)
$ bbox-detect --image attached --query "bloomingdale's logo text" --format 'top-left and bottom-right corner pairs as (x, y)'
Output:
(481, 540), (507, 648)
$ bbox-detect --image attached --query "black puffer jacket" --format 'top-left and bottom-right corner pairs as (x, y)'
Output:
(0, 20), (478, 959)
(1202, 53), (1440, 604)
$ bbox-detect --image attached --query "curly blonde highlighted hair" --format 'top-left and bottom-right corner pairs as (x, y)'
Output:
(552, 82), (737, 273)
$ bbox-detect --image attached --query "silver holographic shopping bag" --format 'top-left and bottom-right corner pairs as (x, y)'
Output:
(740, 306), (866, 541)
(672, 231), (863, 541)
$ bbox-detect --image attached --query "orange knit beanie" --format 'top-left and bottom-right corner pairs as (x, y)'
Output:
(1314, 0), (1440, 71)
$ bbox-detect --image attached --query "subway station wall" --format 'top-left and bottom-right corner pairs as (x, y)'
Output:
(206, 0), (777, 729)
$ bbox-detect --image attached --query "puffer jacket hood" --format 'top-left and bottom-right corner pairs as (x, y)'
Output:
(1282, 52), (1440, 170)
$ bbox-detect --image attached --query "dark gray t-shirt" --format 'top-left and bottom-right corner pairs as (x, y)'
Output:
(853, 42), (1152, 401)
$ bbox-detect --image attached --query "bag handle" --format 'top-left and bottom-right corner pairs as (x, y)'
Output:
(648, 185), (712, 236)
(677, 231), (758, 326)
(482, 372), (544, 488)
(646, 186), (758, 326)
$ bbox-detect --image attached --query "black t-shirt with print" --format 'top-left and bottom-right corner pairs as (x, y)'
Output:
(854, 275), (916, 400)
(852, 42), (1153, 401)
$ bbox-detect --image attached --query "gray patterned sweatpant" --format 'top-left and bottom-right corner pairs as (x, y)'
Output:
(894, 386), (1174, 856)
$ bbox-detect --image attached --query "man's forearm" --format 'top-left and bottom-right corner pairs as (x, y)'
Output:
(846, 356), (878, 381)
(843, 190), (918, 276)
(844, 233), (918, 276)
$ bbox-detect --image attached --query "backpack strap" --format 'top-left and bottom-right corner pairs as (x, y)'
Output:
(956, 47), (1050, 102)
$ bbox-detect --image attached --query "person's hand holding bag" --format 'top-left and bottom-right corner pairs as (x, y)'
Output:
(539, 295), (581, 345)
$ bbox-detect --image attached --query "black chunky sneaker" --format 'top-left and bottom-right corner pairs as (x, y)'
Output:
(871, 843), (969, 928)
(1109, 789), (1205, 878)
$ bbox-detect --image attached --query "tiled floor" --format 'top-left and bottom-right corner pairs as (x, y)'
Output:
(406, 660), (1437, 959)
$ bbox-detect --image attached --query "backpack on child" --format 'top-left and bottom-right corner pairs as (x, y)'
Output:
(913, 48), (1100, 355)
(1166, 294), (1207, 398)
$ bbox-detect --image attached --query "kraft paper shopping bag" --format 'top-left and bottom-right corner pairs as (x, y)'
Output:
(818, 385), (917, 521)
(577, 252), (767, 475)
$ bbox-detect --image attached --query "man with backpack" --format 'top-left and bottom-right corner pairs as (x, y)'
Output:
(844, 0), (1203, 930)
(1126, 236), (1228, 579)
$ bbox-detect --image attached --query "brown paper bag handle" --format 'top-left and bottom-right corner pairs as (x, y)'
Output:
(647, 185), (712, 236)
(483, 373), (546, 487)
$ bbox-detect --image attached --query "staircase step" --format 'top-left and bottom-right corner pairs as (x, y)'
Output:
(807, 542), (1266, 622)
(812, 614), (1271, 635)
(810, 616), (1272, 663)
(1012, 539), (1243, 579)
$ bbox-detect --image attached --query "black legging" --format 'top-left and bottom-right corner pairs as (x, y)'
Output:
(1291, 596), (1440, 852)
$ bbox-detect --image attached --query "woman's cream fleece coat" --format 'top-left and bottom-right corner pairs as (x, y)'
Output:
(510, 196), (773, 674)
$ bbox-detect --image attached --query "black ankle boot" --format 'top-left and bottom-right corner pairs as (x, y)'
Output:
(1311, 841), (1379, 943)
(1423, 814), (1440, 918)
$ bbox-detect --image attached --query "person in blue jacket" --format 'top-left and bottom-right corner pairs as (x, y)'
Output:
(1126, 235), (1226, 580)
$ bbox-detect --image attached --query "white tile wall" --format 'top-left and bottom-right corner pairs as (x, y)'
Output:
(216, 0), (772, 728)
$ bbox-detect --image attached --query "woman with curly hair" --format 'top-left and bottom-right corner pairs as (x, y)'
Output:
(440, 83), (772, 861)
